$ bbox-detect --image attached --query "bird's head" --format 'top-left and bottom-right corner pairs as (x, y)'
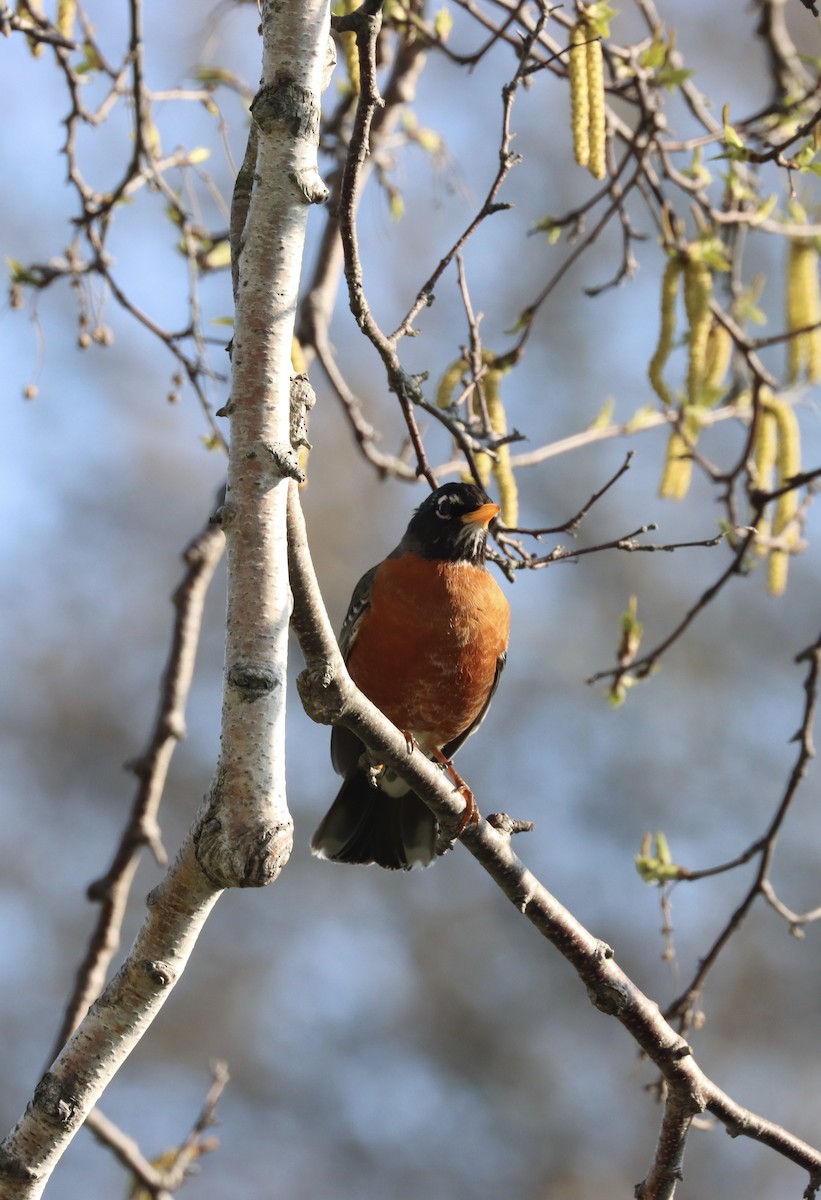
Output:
(400, 483), (500, 564)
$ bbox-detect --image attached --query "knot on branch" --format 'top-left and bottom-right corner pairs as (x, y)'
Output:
(587, 977), (630, 1015)
(32, 1073), (80, 1130)
(227, 662), (281, 699)
(140, 959), (176, 988)
(486, 811), (535, 837)
(289, 168), (329, 205)
(263, 440), (305, 482)
(296, 663), (348, 726)
(194, 813), (294, 889)
(290, 373), (316, 451)
(250, 74), (321, 144)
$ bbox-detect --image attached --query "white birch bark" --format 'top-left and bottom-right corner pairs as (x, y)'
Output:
(194, 0), (331, 887)
(0, 2), (331, 1194)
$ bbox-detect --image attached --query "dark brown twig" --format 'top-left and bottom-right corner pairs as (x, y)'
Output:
(664, 628), (821, 1029)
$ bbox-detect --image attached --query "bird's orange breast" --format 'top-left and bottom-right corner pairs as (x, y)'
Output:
(346, 554), (510, 750)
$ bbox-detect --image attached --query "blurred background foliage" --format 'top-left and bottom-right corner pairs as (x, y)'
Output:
(2, 0), (820, 1196)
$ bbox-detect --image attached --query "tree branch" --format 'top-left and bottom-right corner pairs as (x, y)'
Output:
(0, 2), (331, 1192)
(195, 0), (332, 887)
(48, 495), (225, 1065)
(286, 481), (821, 1199)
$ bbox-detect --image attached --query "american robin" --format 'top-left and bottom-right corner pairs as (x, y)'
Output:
(311, 482), (510, 870)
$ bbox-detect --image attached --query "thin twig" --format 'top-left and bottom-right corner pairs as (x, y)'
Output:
(664, 628), (821, 1029)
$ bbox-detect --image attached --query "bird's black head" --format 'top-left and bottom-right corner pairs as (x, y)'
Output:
(399, 483), (500, 564)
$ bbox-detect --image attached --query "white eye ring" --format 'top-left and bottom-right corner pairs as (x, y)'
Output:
(435, 496), (452, 519)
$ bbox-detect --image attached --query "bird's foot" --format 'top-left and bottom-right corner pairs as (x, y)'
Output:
(430, 747), (480, 835)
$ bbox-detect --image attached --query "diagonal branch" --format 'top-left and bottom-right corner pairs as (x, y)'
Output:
(286, 480), (821, 1199)
(48, 494), (225, 1065)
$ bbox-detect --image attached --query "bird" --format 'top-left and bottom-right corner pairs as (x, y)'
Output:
(311, 482), (510, 870)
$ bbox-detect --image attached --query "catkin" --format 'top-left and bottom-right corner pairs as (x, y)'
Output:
(568, 20), (607, 179)
(753, 401), (776, 556)
(659, 411), (699, 501)
(568, 23), (590, 169)
(57, 0), (76, 40)
(753, 403), (777, 491)
(18, 0), (45, 56)
(760, 397), (802, 596)
(683, 257), (713, 407)
(786, 239), (821, 383)
(436, 358), (467, 409)
(771, 398), (801, 537)
(438, 353), (518, 524)
(586, 33), (607, 180)
(484, 367), (518, 527)
(648, 256), (682, 407)
(704, 320), (732, 396)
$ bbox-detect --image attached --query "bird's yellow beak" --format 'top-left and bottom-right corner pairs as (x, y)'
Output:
(461, 502), (500, 529)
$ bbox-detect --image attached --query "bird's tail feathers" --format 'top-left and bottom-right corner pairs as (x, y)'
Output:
(311, 772), (438, 870)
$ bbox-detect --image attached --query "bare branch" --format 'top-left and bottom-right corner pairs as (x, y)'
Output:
(664, 628), (821, 1029)
(48, 494), (226, 1065)
(286, 482), (821, 1196)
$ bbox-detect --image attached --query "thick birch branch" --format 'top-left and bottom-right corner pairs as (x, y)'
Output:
(0, 3), (331, 1193)
(196, 0), (331, 887)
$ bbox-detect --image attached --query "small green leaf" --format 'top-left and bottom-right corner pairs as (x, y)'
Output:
(635, 832), (681, 883)
(532, 216), (562, 243)
(638, 37), (666, 70)
(201, 241), (232, 270)
(585, 1), (618, 36)
(656, 64), (693, 91)
(433, 6), (453, 40)
(75, 41), (103, 75)
(416, 127), (442, 155)
(588, 398), (615, 430)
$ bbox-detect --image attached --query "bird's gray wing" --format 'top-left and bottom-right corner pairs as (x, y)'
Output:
(331, 564), (379, 777)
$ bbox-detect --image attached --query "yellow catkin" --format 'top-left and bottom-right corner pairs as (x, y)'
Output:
(767, 550), (789, 597)
(586, 30), (606, 180)
(753, 403), (777, 556)
(18, 0), (45, 56)
(771, 398), (801, 536)
(333, 0), (361, 94)
(436, 357), (468, 409)
(439, 354), (493, 487)
(340, 31), (360, 94)
(683, 256), (713, 407)
(648, 256), (682, 408)
(57, 0), (76, 40)
(659, 411), (699, 501)
(659, 431), (691, 500)
(291, 336), (307, 375)
(704, 320), (732, 395)
(466, 457), (492, 487)
(484, 367), (518, 527)
(786, 239), (821, 383)
(445, 353), (517, 522)
(764, 398), (801, 596)
(568, 22), (590, 169)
